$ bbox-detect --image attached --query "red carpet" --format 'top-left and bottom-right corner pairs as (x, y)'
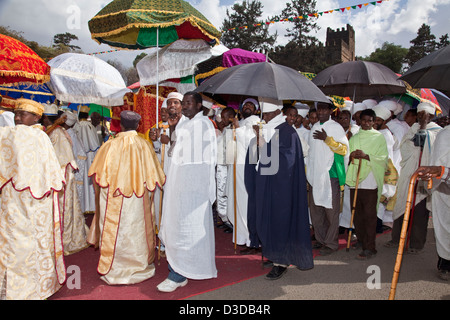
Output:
(50, 222), (269, 300)
(49, 216), (366, 300)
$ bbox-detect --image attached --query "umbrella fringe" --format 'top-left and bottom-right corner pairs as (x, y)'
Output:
(90, 16), (220, 43)
(0, 70), (50, 84)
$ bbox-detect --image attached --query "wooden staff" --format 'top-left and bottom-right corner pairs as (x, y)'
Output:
(388, 172), (433, 300)
(157, 125), (169, 263)
(346, 158), (362, 252)
(405, 147), (424, 249)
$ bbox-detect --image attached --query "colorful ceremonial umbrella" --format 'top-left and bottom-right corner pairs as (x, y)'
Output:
(68, 103), (112, 119)
(88, 0), (222, 127)
(194, 48), (267, 86)
(0, 34), (51, 85)
(47, 53), (131, 106)
(0, 82), (56, 104)
(88, 0), (221, 49)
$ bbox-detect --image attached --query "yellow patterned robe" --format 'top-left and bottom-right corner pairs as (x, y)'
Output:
(87, 130), (165, 285)
(0, 125), (66, 300)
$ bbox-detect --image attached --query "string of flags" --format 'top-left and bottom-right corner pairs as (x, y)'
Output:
(87, 0), (389, 56)
(224, 0), (389, 32)
(87, 49), (121, 56)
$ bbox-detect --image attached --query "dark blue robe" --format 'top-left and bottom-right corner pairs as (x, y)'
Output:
(245, 121), (313, 269)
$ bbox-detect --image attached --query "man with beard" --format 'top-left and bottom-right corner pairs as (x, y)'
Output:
(387, 102), (442, 254)
(244, 97), (313, 279)
(227, 98), (262, 254)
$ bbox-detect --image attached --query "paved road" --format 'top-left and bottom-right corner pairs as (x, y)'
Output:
(188, 219), (449, 301)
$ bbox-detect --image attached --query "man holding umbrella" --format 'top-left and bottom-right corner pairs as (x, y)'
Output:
(244, 97), (313, 280)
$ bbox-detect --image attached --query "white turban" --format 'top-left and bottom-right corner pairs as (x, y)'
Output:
(242, 98), (260, 110)
(378, 100), (398, 113)
(352, 102), (366, 115)
(343, 100), (353, 111)
(64, 111), (78, 126)
(373, 105), (391, 121)
(259, 97), (283, 113)
(362, 99), (378, 109)
(294, 102), (309, 117)
(167, 91), (183, 102)
(43, 103), (58, 116)
(417, 102), (436, 115)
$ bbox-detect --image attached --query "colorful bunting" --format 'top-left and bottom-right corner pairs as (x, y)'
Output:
(225, 0), (389, 32)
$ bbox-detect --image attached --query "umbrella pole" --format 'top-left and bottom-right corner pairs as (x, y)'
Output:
(233, 126), (237, 254)
(157, 139), (166, 264)
(346, 158), (362, 252)
(156, 27), (159, 129)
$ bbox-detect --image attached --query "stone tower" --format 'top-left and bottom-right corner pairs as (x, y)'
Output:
(325, 24), (355, 65)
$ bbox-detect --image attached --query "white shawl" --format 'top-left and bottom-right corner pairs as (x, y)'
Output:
(306, 118), (349, 209)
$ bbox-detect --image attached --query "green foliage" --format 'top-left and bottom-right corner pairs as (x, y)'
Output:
(358, 42), (408, 73)
(220, 0), (277, 52)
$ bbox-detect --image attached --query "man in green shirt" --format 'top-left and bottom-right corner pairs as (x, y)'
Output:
(346, 109), (389, 260)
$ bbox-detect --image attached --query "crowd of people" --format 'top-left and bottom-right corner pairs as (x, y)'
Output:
(0, 90), (448, 299)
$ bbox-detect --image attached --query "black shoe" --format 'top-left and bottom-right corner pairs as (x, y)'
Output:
(265, 266), (287, 280)
(223, 226), (233, 233)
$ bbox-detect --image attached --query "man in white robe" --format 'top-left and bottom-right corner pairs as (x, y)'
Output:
(73, 105), (99, 214)
(307, 102), (349, 255)
(373, 104), (399, 230)
(416, 126), (450, 280)
(0, 99), (66, 299)
(378, 100), (409, 173)
(0, 97), (15, 127)
(388, 102), (442, 253)
(158, 92), (217, 292)
(62, 111), (88, 214)
(226, 98), (260, 252)
(42, 105), (88, 255)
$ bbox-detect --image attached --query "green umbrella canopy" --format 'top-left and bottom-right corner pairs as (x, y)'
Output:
(89, 104), (112, 118)
(88, 0), (222, 49)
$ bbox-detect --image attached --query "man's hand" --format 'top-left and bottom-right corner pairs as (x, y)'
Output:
(416, 166), (443, 180)
(350, 149), (370, 162)
(313, 128), (327, 141)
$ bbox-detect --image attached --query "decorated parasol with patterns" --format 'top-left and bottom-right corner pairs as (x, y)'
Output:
(0, 34), (51, 85)
(88, 0), (221, 49)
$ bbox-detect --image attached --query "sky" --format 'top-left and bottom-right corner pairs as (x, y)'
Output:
(0, 0), (449, 68)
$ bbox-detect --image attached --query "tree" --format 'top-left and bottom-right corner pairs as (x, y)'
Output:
(359, 42), (408, 73)
(277, 0), (319, 47)
(405, 23), (436, 67)
(437, 33), (449, 49)
(269, 0), (327, 73)
(220, 0), (277, 52)
(133, 52), (147, 68)
(53, 32), (81, 50)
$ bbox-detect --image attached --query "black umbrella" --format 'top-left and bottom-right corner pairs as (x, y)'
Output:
(399, 45), (450, 96)
(194, 62), (330, 104)
(312, 60), (406, 101)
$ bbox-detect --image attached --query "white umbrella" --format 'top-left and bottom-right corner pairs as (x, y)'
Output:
(47, 53), (131, 106)
(137, 39), (228, 93)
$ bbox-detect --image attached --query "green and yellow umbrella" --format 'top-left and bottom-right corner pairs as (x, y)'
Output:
(88, 0), (222, 49)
